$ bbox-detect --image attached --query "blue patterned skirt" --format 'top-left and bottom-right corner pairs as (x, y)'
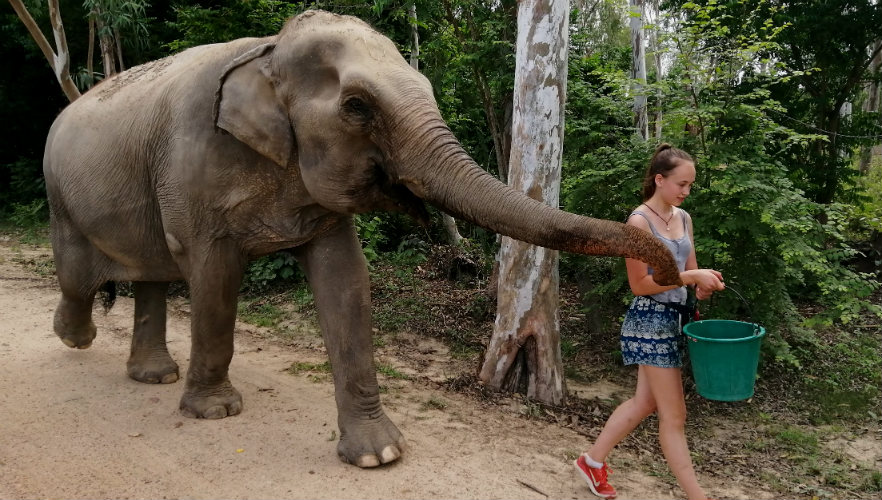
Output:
(620, 296), (687, 368)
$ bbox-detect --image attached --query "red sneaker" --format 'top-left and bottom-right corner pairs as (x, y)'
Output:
(574, 455), (617, 499)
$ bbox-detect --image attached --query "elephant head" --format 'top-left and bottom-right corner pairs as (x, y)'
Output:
(214, 10), (681, 285)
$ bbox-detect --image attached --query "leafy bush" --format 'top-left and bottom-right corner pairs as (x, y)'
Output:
(355, 214), (388, 263)
(5, 198), (48, 227)
(166, 0), (304, 52)
(560, 0), (880, 370)
(241, 251), (302, 294)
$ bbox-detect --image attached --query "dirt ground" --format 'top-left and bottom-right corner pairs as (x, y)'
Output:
(0, 241), (809, 499)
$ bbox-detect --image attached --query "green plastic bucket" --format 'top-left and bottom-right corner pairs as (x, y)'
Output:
(683, 320), (766, 401)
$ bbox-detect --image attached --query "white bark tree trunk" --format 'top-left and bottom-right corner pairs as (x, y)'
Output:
(648, 0), (663, 139)
(8, 0), (80, 102)
(479, 0), (569, 405)
(630, 0), (649, 140)
(409, 4), (419, 71)
(96, 12), (117, 78)
(87, 16), (96, 84)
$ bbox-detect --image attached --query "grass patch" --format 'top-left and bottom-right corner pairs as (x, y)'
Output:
(783, 325), (882, 425)
(12, 254), (55, 277)
(0, 200), (51, 246)
(237, 298), (285, 328)
(420, 396), (448, 411)
(287, 360), (331, 375)
(771, 424), (820, 455)
(287, 360), (331, 383)
(377, 364), (410, 380)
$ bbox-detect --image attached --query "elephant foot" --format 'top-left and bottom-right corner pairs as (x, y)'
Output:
(337, 412), (406, 468)
(179, 380), (243, 419)
(53, 314), (97, 349)
(127, 353), (179, 384)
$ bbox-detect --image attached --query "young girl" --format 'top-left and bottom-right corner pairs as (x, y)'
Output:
(574, 144), (725, 500)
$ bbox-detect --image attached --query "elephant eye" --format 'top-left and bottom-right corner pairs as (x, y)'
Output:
(342, 96), (374, 125)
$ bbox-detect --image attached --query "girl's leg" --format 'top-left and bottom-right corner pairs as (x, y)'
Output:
(643, 365), (706, 500)
(586, 365), (657, 462)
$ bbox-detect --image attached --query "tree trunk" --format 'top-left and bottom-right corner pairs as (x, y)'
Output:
(479, 0), (569, 406)
(114, 27), (126, 72)
(87, 17), (95, 85)
(408, 4), (419, 71)
(92, 5), (117, 78)
(860, 38), (881, 175)
(648, 0), (663, 139)
(8, 0), (80, 102)
(630, 0), (649, 140)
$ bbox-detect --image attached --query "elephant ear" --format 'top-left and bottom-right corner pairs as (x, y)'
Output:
(214, 43), (293, 167)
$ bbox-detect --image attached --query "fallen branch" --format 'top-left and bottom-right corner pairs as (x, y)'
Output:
(516, 479), (548, 498)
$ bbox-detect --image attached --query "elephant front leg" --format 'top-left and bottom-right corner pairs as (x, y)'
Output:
(296, 220), (406, 468)
(178, 240), (244, 419)
(127, 281), (179, 384)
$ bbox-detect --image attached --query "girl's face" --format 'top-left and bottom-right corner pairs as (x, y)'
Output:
(655, 160), (696, 206)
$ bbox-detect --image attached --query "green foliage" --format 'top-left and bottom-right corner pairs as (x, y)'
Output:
(83, 0), (151, 54)
(786, 325), (882, 425)
(241, 251), (303, 293)
(166, 0), (305, 52)
(237, 298), (285, 328)
(659, 2), (880, 332)
(420, 396), (448, 411)
(376, 363), (410, 380)
(354, 214), (388, 263)
(4, 198), (48, 227)
(561, 0), (880, 371)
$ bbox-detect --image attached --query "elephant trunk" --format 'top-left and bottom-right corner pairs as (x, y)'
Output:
(391, 114), (682, 286)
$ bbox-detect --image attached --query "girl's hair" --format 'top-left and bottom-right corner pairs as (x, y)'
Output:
(642, 143), (693, 201)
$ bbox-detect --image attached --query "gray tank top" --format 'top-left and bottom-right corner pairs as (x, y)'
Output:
(630, 208), (691, 304)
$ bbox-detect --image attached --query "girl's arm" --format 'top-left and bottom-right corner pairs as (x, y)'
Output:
(625, 212), (723, 297)
(684, 211), (698, 272)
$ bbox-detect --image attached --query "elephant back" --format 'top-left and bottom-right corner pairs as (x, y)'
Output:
(77, 37), (275, 109)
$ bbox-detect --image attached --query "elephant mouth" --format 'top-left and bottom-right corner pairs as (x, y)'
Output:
(345, 161), (430, 225)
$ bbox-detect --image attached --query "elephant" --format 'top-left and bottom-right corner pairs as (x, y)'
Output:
(42, 9), (681, 468)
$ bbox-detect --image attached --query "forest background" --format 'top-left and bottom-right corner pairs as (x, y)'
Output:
(1, 0), (880, 497)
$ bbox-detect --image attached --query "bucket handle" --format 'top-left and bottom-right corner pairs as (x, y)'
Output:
(720, 284), (762, 336)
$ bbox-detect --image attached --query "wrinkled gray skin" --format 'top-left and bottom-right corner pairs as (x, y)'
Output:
(43, 10), (681, 468)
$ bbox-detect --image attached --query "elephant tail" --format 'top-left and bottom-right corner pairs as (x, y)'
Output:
(100, 281), (117, 312)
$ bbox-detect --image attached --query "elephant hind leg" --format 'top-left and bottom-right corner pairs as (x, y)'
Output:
(54, 293), (99, 349)
(127, 281), (179, 384)
(50, 215), (113, 349)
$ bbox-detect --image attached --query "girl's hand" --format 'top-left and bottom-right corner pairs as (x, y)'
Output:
(696, 286), (713, 300)
(682, 269), (724, 293)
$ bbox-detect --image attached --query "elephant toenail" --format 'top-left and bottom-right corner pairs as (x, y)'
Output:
(355, 455), (381, 468)
(380, 446), (400, 463)
(203, 406), (228, 419)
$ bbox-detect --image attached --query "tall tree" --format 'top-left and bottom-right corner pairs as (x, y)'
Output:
(860, 38), (881, 175)
(8, 0), (80, 102)
(630, 0), (649, 140)
(647, 0), (664, 139)
(439, 0), (515, 182)
(479, 0), (569, 405)
(667, 0), (882, 203)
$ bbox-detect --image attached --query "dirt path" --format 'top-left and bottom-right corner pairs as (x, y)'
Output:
(0, 242), (769, 500)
